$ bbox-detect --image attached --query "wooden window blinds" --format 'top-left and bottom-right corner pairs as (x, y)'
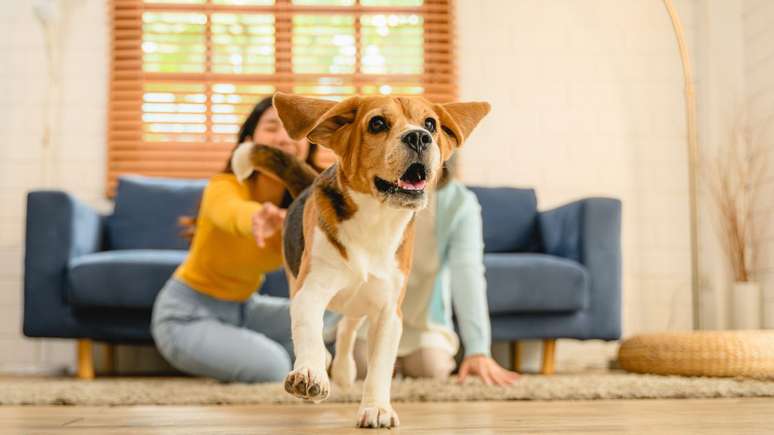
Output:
(107, 0), (456, 193)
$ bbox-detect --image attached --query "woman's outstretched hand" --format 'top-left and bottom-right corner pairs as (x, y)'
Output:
(457, 354), (520, 386)
(252, 202), (286, 248)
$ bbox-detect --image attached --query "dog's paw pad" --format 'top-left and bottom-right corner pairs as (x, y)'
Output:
(284, 367), (330, 402)
(357, 404), (399, 428)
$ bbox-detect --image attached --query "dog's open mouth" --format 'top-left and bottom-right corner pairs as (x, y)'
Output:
(374, 163), (427, 196)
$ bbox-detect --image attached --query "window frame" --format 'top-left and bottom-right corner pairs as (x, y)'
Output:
(107, 0), (456, 195)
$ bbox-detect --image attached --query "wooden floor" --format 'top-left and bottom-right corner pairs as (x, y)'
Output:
(1, 399), (773, 434)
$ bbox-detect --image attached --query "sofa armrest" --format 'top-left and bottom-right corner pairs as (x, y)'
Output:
(538, 198), (622, 340)
(23, 191), (105, 338)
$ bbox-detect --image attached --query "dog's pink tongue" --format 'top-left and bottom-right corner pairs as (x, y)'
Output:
(398, 179), (427, 191)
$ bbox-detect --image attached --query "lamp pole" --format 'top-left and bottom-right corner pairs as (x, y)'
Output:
(662, 0), (701, 330)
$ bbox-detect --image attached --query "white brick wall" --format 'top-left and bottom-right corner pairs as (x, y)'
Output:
(457, 0), (697, 369)
(743, 0), (774, 328)
(0, 0), (108, 372)
(459, 1), (774, 370)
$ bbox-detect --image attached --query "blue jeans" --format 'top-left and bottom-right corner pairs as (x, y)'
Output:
(151, 278), (294, 383)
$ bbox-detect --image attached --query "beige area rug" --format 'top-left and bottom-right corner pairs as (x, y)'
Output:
(2, 373), (774, 406)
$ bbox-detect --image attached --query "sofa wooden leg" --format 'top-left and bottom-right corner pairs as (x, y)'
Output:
(77, 339), (95, 380)
(511, 341), (522, 372)
(541, 339), (556, 375)
(102, 343), (117, 375)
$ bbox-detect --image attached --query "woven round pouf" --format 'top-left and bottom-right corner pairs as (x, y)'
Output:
(618, 330), (774, 378)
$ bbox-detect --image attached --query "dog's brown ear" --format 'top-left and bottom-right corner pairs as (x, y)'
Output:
(273, 92), (337, 140)
(273, 92), (361, 156)
(434, 101), (491, 150)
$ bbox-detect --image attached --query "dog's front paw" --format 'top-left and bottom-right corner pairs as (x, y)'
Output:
(330, 354), (356, 389)
(284, 366), (330, 403)
(357, 403), (399, 428)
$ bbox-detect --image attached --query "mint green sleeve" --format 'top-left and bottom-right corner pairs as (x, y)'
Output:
(447, 191), (492, 357)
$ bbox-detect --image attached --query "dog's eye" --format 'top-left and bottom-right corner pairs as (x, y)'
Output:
(368, 116), (389, 134)
(424, 118), (436, 133)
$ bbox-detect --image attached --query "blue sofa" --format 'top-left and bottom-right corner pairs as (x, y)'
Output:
(24, 176), (620, 376)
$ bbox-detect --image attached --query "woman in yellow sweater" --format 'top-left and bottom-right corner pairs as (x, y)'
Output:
(151, 97), (315, 382)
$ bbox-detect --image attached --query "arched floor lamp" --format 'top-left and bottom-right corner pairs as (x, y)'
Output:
(662, 0), (701, 329)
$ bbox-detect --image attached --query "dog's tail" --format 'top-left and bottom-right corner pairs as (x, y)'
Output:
(231, 143), (319, 198)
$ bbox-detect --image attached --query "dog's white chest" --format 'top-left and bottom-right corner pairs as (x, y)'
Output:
(338, 191), (413, 280)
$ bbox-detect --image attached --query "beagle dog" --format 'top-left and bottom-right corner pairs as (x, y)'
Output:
(232, 93), (489, 428)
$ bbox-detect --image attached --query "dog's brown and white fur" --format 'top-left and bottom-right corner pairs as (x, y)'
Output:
(232, 93), (489, 428)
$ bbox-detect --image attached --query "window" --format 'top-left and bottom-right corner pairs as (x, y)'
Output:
(107, 0), (456, 193)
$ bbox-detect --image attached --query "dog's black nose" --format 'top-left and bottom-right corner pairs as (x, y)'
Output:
(401, 129), (432, 154)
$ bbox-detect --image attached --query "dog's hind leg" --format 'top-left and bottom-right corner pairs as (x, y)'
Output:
(330, 315), (365, 388)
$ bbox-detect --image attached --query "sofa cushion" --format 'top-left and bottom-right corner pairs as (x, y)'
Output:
(107, 176), (206, 250)
(468, 186), (541, 253)
(485, 253), (589, 314)
(260, 269), (290, 298)
(68, 250), (187, 309)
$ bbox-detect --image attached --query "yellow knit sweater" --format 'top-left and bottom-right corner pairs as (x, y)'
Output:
(175, 174), (284, 301)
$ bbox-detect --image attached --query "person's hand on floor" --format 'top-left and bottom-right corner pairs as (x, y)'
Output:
(252, 202), (286, 248)
(457, 355), (519, 386)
